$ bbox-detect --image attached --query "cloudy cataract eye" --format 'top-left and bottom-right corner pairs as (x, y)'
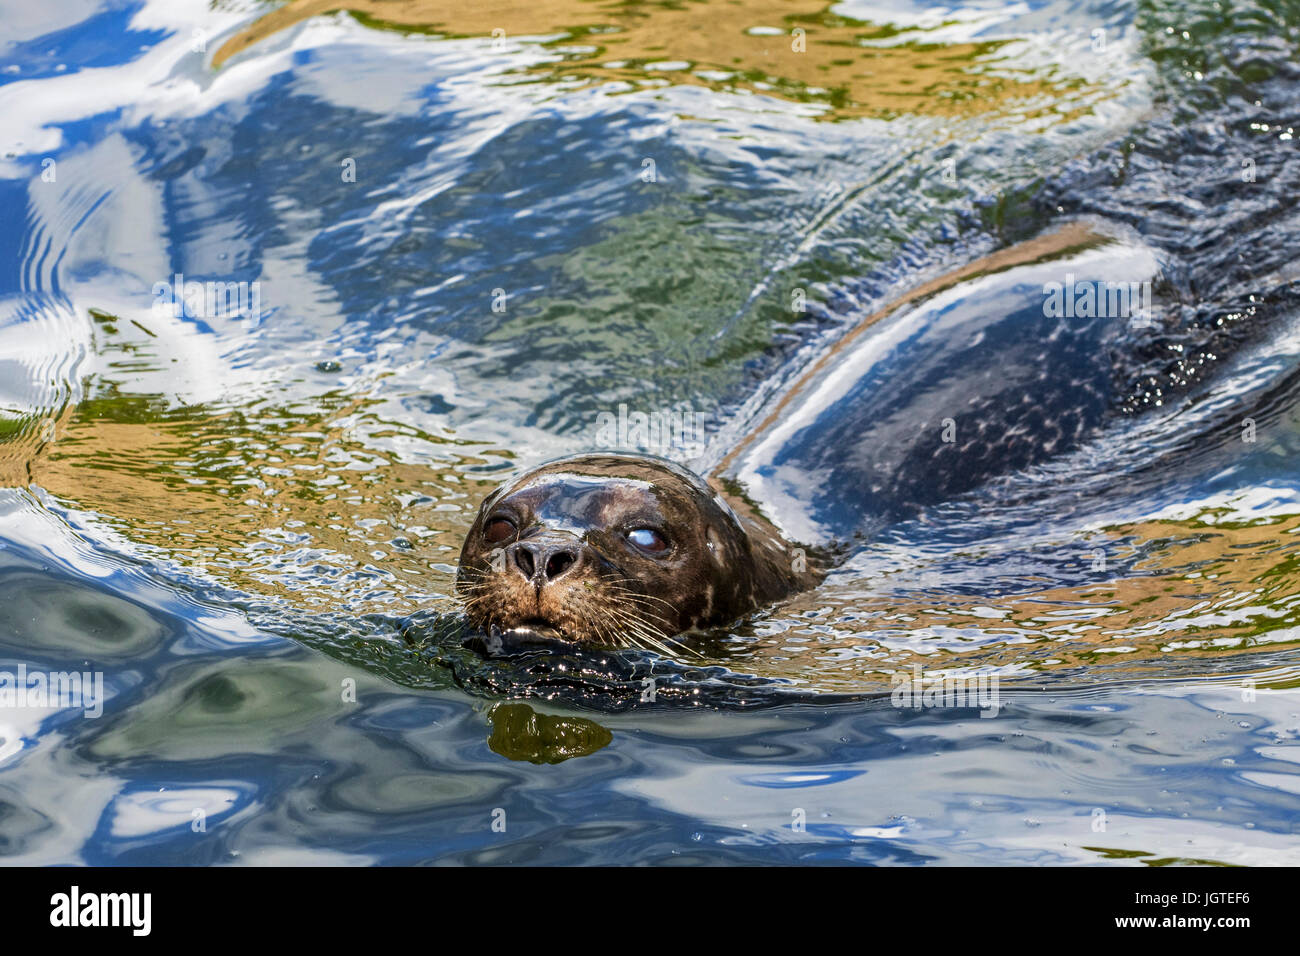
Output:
(628, 528), (666, 552)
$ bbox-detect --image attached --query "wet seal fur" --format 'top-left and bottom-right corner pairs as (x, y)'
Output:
(456, 454), (817, 651)
(457, 225), (1164, 650)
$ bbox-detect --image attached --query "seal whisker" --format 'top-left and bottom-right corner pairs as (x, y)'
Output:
(602, 603), (698, 659)
(602, 585), (680, 613)
(594, 604), (647, 652)
(584, 606), (626, 651)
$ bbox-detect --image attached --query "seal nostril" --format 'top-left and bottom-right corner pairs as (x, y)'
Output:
(512, 545), (535, 579)
(545, 549), (577, 580)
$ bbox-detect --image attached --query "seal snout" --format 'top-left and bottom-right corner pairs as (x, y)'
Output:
(506, 536), (584, 585)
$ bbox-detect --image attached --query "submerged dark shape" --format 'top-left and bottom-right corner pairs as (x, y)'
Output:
(486, 702), (613, 763)
(457, 224), (1171, 645)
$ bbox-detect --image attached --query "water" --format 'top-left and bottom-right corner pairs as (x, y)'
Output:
(0, 0), (1298, 864)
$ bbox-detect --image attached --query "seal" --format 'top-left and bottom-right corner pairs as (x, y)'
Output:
(457, 224), (1165, 646)
(456, 453), (816, 649)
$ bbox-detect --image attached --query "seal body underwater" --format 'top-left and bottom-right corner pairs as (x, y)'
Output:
(457, 225), (1167, 646)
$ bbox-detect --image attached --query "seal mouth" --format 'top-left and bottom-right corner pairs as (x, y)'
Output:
(474, 621), (573, 658)
(509, 617), (566, 640)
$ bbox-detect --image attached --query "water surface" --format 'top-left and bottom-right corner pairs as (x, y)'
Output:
(1, 0), (1298, 864)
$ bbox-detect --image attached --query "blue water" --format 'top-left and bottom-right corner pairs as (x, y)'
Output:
(1, 0), (1298, 864)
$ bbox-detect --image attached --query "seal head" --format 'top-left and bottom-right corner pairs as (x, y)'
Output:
(456, 454), (807, 647)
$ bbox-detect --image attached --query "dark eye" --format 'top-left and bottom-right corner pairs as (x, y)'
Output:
(483, 517), (516, 544)
(627, 528), (668, 553)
